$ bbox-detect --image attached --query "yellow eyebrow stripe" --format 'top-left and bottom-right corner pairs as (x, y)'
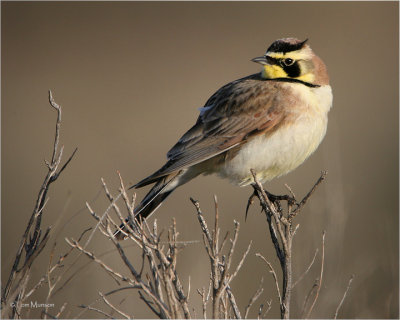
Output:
(267, 49), (310, 60)
(267, 52), (285, 59)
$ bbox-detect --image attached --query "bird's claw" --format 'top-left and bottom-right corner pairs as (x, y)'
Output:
(265, 190), (296, 205)
(245, 189), (258, 221)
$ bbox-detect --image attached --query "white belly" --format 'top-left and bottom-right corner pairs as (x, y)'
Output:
(218, 84), (332, 186)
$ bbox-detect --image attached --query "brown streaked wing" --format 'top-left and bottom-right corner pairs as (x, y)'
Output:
(134, 75), (286, 188)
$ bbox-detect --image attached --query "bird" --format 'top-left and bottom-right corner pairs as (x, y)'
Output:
(116, 38), (332, 237)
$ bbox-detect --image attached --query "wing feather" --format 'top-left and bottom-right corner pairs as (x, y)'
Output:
(134, 74), (286, 188)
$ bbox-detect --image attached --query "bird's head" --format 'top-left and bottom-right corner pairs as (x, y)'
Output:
(252, 38), (329, 86)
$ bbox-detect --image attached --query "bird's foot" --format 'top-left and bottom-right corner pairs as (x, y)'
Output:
(264, 190), (296, 206)
(245, 186), (297, 220)
(245, 189), (258, 221)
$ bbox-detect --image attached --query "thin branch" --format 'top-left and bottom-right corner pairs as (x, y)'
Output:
(51, 147), (78, 182)
(99, 291), (131, 319)
(55, 302), (67, 319)
(65, 238), (135, 286)
(333, 275), (354, 319)
(197, 287), (208, 319)
(301, 279), (319, 318)
(244, 278), (264, 319)
(77, 305), (113, 319)
(256, 253), (282, 305)
(187, 276), (191, 303)
(292, 248), (319, 289)
(226, 286), (241, 319)
(48, 90), (62, 163)
(224, 240), (252, 291)
(118, 171), (136, 217)
(263, 299), (273, 318)
(284, 183), (296, 199)
(139, 291), (162, 318)
(190, 197), (213, 247)
(107, 227), (171, 318)
(289, 171), (327, 220)
(74, 286), (139, 319)
(304, 231), (326, 318)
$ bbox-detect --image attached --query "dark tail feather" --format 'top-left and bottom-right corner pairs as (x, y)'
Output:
(114, 174), (178, 239)
(134, 175), (176, 220)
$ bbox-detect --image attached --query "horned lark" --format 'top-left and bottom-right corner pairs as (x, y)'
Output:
(124, 38), (332, 226)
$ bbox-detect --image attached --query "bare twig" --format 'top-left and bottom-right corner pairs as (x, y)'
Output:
(197, 287), (209, 319)
(190, 196), (251, 319)
(304, 231), (326, 318)
(1, 91), (77, 319)
(99, 291), (131, 319)
(292, 248), (319, 289)
(289, 171), (327, 221)
(75, 170), (329, 320)
(333, 275), (354, 319)
(139, 291), (162, 318)
(55, 302), (67, 319)
(256, 254), (282, 305)
(82, 177), (206, 319)
(65, 238), (136, 286)
(226, 285), (241, 319)
(262, 299), (273, 318)
(74, 286), (139, 319)
(77, 304), (113, 319)
(244, 278), (264, 319)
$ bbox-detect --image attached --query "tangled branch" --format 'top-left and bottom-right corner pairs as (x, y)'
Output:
(249, 169), (327, 319)
(1, 92), (77, 319)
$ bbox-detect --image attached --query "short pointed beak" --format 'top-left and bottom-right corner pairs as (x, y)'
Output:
(251, 56), (268, 65)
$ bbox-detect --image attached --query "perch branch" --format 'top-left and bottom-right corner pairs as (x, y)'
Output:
(250, 170), (327, 319)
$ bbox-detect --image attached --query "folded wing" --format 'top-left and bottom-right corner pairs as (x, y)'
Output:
(134, 75), (286, 188)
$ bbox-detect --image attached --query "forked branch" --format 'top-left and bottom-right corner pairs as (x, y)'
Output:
(190, 196), (252, 319)
(1, 92), (77, 319)
(249, 170), (327, 319)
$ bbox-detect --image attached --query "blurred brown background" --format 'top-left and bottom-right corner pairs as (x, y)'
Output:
(2, 1), (399, 319)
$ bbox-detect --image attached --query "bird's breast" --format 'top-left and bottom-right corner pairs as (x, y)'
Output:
(218, 84), (332, 186)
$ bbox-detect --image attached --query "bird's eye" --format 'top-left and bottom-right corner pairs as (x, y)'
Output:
(282, 58), (295, 66)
